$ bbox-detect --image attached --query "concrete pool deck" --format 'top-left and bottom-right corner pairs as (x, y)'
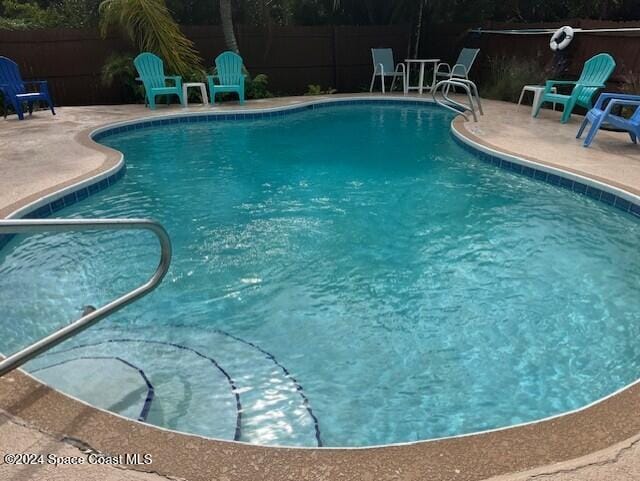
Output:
(1, 94), (639, 481)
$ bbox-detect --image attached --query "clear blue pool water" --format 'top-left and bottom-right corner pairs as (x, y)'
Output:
(1, 103), (640, 447)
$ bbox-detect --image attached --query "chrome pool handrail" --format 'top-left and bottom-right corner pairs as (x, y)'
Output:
(0, 218), (172, 377)
(432, 79), (483, 121)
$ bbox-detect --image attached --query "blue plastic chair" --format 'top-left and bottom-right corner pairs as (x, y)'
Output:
(577, 93), (640, 147)
(207, 52), (245, 105)
(0, 56), (55, 121)
(134, 53), (184, 109)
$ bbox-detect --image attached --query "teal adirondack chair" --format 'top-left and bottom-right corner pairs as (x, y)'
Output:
(134, 53), (184, 109)
(207, 52), (245, 105)
(534, 53), (616, 123)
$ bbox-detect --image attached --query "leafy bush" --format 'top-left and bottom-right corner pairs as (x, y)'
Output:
(245, 74), (273, 99)
(305, 84), (336, 96)
(101, 53), (143, 103)
(481, 55), (546, 103)
(619, 68), (640, 119)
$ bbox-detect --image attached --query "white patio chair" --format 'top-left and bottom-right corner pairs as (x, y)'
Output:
(435, 48), (480, 80)
(369, 48), (406, 94)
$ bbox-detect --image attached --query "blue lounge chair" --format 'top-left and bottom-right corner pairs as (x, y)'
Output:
(207, 52), (245, 105)
(534, 53), (616, 123)
(134, 53), (184, 109)
(0, 56), (55, 121)
(577, 93), (640, 147)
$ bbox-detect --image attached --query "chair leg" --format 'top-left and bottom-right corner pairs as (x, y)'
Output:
(390, 75), (397, 92)
(238, 87), (245, 105)
(381, 76), (386, 94)
(533, 99), (545, 118)
(516, 88), (526, 110)
(369, 73), (376, 93)
(630, 132), (637, 144)
(560, 99), (577, 124)
(48, 99), (56, 116)
(576, 116), (591, 139)
(583, 117), (605, 147)
(148, 94), (156, 110)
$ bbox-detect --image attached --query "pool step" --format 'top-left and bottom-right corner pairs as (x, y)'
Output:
(27, 328), (320, 446)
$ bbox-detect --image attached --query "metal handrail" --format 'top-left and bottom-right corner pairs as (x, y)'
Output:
(0, 218), (172, 377)
(432, 79), (483, 122)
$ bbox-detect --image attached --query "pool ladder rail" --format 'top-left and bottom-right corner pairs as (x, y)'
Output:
(432, 79), (483, 122)
(0, 218), (172, 378)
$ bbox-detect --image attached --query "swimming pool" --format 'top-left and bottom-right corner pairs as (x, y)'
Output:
(1, 102), (639, 447)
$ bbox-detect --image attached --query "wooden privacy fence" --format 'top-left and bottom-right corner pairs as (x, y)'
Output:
(1, 20), (638, 106)
(0, 25), (411, 106)
(420, 19), (640, 89)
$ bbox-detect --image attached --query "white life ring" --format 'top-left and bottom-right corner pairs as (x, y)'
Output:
(550, 26), (574, 51)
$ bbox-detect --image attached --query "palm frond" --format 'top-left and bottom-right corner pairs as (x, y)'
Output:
(99, 0), (202, 76)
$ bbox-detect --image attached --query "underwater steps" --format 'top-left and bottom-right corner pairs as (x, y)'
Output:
(29, 328), (322, 447)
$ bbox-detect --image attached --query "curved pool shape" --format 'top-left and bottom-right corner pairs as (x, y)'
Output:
(1, 103), (639, 448)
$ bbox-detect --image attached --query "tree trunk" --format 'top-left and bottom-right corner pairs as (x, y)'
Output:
(219, 0), (240, 53)
(413, 0), (426, 58)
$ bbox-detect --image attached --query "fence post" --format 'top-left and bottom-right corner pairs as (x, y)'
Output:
(332, 26), (339, 91)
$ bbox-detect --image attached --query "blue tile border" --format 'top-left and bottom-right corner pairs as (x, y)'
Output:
(451, 132), (640, 218)
(0, 165), (126, 252)
(91, 98), (443, 142)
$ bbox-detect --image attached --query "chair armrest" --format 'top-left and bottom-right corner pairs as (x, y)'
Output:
(602, 98), (640, 116)
(435, 63), (451, 74)
(576, 82), (606, 88)
(395, 63), (406, 74)
(450, 63), (468, 78)
(374, 62), (385, 75)
(545, 80), (578, 85)
(23, 80), (48, 86)
(165, 76), (182, 87)
(543, 79), (578, 94)
(595, 92), (640, 109)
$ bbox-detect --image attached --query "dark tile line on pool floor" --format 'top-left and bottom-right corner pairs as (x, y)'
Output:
(31, 355), (154, 422)
(32, 330), (324, 446)
(45, 338), (243, 442)
(213, 328), (323, 447)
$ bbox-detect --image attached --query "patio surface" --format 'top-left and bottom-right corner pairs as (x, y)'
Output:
(1, 94), (639, 481)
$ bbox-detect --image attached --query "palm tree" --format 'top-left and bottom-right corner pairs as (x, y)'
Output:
(99, 0), (202, 76)
(219, 0), (240, 53)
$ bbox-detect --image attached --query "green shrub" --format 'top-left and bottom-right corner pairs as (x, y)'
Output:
(101, 53), (143, 103)
(620, 69), (640, 119)
(245, 74), (273, 100)
(305, 84), (336, 96)
(481, 55), (546, 103)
